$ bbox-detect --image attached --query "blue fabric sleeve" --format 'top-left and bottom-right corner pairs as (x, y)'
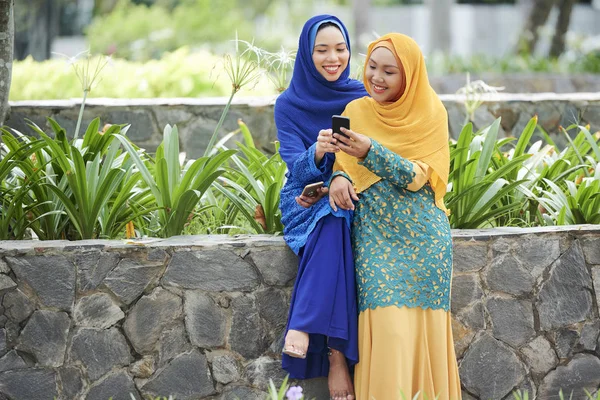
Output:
(359, 140), (415, 190)
(288, 143), (331, 186)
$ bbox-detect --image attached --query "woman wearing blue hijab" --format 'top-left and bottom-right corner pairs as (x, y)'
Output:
(275, 14), (367, 400)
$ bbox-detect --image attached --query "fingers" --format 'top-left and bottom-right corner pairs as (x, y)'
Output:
(329, 193), (338, 212)
(295, 196), (313, 208)
(349, 185), (359, 201)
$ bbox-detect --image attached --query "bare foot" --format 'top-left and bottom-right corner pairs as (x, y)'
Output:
(328, 349), (355, 400)
(283, 329), (309, 358)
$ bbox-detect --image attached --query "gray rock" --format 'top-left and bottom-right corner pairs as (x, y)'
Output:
(105, 110), (154, 141)
(459, 333), (526, 400)
(256, 287), (288, 332)
(69, 328), (131, 381)
(537, 242), (593, 330)
(0, 351), (27, 372)
(458, 301), (486, 330)
(580, 321), (600, 351)
(142, 351), (216, 399)
(592, 267), (600, 313)
(184, 291), (227, 349)
(6, 255), (75, 311)
(247, 248), (298, 286)
(0, 368), (58, 400)
(537, 354), (600, 399)
(0, 275), (16, 295)
(487, 298), (535, 347)
(158, 322), (192, 367)
(291, 377), (329, 400)
(75, 251), (119, 291)
(2, 289), (34, 323)
(0, 259), (8, 274)
(230, 295), (266, 359)
(130, 356), (155, 379)
(2, 321), (18, 349)
(521, 336), (558, 377)
(504, 378), (536, 400)
(514, 236), (560, 280)
(553, 328), (579, 359)
(18, 310), (70, 367)
(582, 237), (600, 264)
(147, 248), (168, 263)
(211, 352), (241, 384)
(86, 370), (142, 400)
(451, 274), (483, 314)
(220, 385), (267, 400)
(486, 254), (534, 296)
(246, 356), (288, 391)
(134, 301), (180, 350)
(74, 292), (125, 329)
(103, 258), (164, 305)
(163, 249), (259, 291)
(0, 330), (5, 357)
(453, 241), (488, 273)
(59, 366), (84, 399)
(124, 287), (182, 354)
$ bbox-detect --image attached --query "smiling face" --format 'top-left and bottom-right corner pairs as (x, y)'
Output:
(312, 26), (349, 82)
(365, 46), (406, 103)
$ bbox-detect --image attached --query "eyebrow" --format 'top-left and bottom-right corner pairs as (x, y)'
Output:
(369, 59), (400, 69)
(314, 42), (347, 47)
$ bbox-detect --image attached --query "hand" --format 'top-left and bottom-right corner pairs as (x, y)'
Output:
(315, 129), (340, 160)
(296, 187), (329, 208)
(329, 176), (359, 211)
(333, 128), (371, 159)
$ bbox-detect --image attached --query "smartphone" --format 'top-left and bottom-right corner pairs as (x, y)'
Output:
(301, 181), (324, 198)
(332, 115), (350, 139)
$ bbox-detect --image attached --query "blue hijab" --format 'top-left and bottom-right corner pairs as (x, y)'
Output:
(275, 15), (367, 168)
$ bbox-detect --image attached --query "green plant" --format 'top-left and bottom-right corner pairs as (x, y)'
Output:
(115, 124), (236, 238)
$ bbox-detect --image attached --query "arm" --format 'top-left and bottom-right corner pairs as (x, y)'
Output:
(360, 140), (431, 192)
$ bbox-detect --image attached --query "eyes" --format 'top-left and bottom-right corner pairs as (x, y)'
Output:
(315, 47), (347, 54)
(368, 64), (395, 75)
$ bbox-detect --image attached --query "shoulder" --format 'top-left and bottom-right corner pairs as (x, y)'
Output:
(343, 96), (370, 115)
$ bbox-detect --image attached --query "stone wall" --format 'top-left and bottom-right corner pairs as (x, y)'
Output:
(6, 93), (600, 158)
(0, 226), (599, 400)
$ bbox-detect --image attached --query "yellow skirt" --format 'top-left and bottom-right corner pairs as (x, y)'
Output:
(354, 306), (462, 400)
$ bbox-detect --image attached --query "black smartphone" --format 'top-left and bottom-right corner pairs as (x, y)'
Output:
(301, 181), (324, 198)
(332, 115), (350, 139)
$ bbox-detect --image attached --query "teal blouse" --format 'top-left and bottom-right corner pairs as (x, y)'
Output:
(349, 140), (453, 312)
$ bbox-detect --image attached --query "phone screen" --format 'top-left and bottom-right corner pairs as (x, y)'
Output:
(332, 115), (350, 138)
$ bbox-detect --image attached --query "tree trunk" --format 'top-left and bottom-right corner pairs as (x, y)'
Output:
(426, 0), (453, 54)
(516, 0), (556, 55)
(352, 0), (371, 52)
(0, 0), (13, 126)
(549, 0), (575, 58)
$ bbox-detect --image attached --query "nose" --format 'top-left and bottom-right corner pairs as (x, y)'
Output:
(325, 50), (338, 62)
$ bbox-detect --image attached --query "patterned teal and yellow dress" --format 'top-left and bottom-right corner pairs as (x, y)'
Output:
(343, 140), (461, 400)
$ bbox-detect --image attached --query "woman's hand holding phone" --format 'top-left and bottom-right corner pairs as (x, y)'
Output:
(296, 183), (329, 208)
(333, 128), (371, 159)
(315, 129), (340, 160)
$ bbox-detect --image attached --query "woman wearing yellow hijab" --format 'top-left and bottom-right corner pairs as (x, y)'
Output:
(328, 33), (462, 399)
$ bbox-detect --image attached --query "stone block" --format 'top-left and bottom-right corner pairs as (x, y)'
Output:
(130, 356), (155, 379)
(103, 258), (164, 305)
(69, 328), (131, 381)
(0, 330), (5, 357)
(0, 275), (16, 295)
(0, 259), (8, 274)
(521, 336), (558, 377)
(142, 350), (216, 399)
(593, 266), (600, 314)
(74, 251), (119, 291)
(459, 333), (526, 400)
(537, 242), (593, 330)
(210, 351), (241, 384)
(457, 301), (486, 330)
(0, 350), (27, 372)
(553, 328), (579, 359)
(514, 235), (560, 280)
(487, 298), (535, 348)
(451, 274), (483, 314)
(104, 110), (155, 142)
(451, 317), (475, 359)
(6, 255), (75, 311)
(184, 291), (227, 349)
(229, 295), (266, 359)
(86, 370), (142, 400)
(581, 238), (600, 265)
(246, 356), (288, 391)
(124, 287), (182, 354)
(163, 249), (259, 291)
(220, 385), (267, 400)
(256, 287), (288, 331)
(580, 321), (600, 351)
(58, 366), (84, 400)
(74, 292), (124, 329)
(537, 354), (600, 399)
(452, 241), (488, 273)
(485, 254), (534, 296)
(18, 310), (70, 367)
(2, 289), (33, 324)
(0, 368), (58, 400)
(247, 248), (298, 286)
(158, 322), (192, 367)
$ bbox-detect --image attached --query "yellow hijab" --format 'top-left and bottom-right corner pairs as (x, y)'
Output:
(334, 33), (450, 212)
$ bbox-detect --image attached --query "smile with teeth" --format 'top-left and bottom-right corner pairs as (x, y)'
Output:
(371, 82), (387, 93)
(323, 65), (340, 74)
